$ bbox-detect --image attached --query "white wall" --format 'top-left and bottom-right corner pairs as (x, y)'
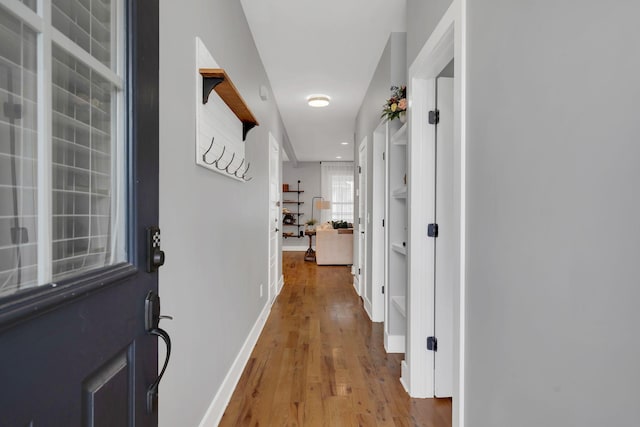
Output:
(406, 0), (452, 67)
(465, 2), (640, 425)
(158, 1), (286, 425)
(281, 161), (321, 249)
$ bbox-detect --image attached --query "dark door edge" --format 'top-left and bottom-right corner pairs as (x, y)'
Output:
(0, 263), (139, 332)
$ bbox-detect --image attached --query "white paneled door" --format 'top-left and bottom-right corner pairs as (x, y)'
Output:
(434, 77), (454, 397)
(357, 138), (367, 297)
(268, 133), (280, 303)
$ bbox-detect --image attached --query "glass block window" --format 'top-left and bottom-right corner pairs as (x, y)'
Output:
(20, 0), (37, 12)
(52, 0), (113, 68)
(0, 1), (124, 298)
(51, 44), (115, 280)
(0, 6), (39, 296)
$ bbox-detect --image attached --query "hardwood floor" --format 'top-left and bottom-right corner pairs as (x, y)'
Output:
(220, 252), (452, 427)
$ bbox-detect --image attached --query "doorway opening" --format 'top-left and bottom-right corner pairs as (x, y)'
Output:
(403, 3), (466, 427)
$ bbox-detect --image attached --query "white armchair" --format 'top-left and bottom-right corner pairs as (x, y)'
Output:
(315, 223), (353, 265)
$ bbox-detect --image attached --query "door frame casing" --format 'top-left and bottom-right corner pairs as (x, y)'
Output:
(405, 1), (467, 426)
(267, 132), (281, 304)
(356, 137), (368, 298)
(366, 121), (387, 322)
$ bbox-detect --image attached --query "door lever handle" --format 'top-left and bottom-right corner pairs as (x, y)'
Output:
(144, 291), (173, 413)
(146, 327), (171, 414)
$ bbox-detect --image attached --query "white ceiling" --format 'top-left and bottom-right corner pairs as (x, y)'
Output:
(240, 0), (407, 162)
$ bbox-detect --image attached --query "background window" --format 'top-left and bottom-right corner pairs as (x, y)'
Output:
(320, 162), (354, 224)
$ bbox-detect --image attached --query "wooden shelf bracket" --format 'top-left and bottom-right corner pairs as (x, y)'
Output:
(199, 68), (259, 141)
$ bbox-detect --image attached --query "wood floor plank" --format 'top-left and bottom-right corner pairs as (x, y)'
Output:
(220, 252), (452, 426)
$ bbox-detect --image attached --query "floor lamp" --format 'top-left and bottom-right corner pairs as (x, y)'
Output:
(311, 197), (331, 225)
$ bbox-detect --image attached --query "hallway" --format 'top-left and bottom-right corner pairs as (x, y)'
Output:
(220, 252), (452, 426)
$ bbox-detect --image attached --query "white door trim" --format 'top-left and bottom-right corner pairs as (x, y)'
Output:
(369, 121), (387, 322)
(406, 1), (467, 426)
(268, 133), (281, 304)
(357, 138), (368, 298)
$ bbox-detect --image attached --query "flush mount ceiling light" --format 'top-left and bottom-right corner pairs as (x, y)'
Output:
(340, 142), (349, 145)
(307, 94), (330, 107)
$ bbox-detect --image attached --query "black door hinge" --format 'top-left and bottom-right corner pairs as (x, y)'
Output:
(383, 152), (385, 161)
(428, 110), (439, 125)
(382, 219), (385, 227)
(358, 166), (362, 173)
(428, 223), (438, 238)
(358, 268), (361, 275)
(427, 336), (438, 351)
(382, 285), (385, 294)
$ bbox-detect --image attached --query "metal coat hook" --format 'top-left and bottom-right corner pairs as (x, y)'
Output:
(225, 153), (238, 173)
(215, 151), (235, 171)
(199, 135), (252, 182)
(232, 158), (245, 175)
(234, 161), (248, 178)
(241, 162), (252, 181)
(212, 145), (226, 167)
(201, 136), (217, 165)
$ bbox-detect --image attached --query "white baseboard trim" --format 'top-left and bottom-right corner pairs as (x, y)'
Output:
(384, 330), (405, 354)
(363, 295), (373, 321)
(282, 245), (307, 252)
(400, 360), (410, 393)
(278, 274), (284, 294)
(352, 276), (360, 296)
(198, 301), (271, 427)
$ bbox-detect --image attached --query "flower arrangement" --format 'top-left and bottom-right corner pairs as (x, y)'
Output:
(305, 218), (317, 231)
(381, 85), (407, 121)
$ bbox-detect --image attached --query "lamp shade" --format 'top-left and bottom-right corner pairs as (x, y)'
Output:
(315, 200), (331, 210)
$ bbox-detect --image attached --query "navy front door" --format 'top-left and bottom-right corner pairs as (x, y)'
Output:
(0, 0), (162, 425)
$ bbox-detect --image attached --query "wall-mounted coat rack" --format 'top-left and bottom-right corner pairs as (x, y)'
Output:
(201, 137), (252, 181)
(195, 38), (257, 182)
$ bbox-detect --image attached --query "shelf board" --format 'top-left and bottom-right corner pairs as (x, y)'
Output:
(391, 122), (408, 145)
(283, 223), (303, 226)
(391, 242), (407, 255)
(283, 201), (304, 204)
(392, 186), (407, 199)
(391, 296), (406, 317)
(283, 190), (304, 193)
(199, 68), (259, 140)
